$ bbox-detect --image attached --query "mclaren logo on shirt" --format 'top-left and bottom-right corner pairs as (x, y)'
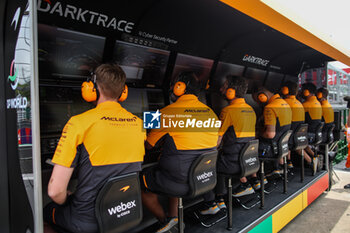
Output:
(184, 108), (210, 113)
(100, 116), (137, 122)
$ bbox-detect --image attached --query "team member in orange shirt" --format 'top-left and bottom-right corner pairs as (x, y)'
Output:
(141, 72), (219, 232)
(200, 76), (258, 215)
(281, 81), (306, 168)
(44, 64), (145, 233)
(316, 87), (335, 141)
(301, 83), (323, 171)
(253, 86), (292, 176)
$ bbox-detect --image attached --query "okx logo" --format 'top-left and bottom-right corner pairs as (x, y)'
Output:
(143, 110), (161, 129)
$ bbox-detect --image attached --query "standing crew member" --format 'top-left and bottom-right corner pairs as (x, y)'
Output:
(253, 86), (292, 175)
(281, 81), (306, 168)
(141, 72), (219, 232)
(44, 64), (145, 233)
(301, 83), (322, 171)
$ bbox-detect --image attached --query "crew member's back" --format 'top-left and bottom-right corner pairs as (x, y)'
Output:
(301, 83), (322, 133)
(45, 64), (145, 233)
(52, 103), (145, 223)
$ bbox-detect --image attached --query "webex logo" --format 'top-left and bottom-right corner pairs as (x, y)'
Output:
(107, 201), (136, 217)
(196, 171), (213, 183)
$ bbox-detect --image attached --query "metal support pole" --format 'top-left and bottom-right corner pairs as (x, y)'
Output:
(178, 197), (184, 233)
(301, 150), (304, 183)
(260, 161), (265, 209)
(283, 156), (287, 194)
(227, 177), (233, 231)
(325, 144), (330, 191)
(30, 0), (43, 232)
(313, 146), (318, 176)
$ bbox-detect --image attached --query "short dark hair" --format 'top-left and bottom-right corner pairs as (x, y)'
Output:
(225, 75), (248, 98)
(176, 71), (201, 96)
(282, 81), (298, 96)
(302, 83), (317, 95)
(95, 63), (126, 99)
(317, 87), (329, 98)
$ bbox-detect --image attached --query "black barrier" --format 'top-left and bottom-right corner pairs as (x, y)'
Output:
(95, 173), (143, 233)
(0, 0), (10, 232)
(3, 0), (34, 232)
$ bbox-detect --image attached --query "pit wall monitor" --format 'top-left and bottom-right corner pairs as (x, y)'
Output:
(113, 40), (170, 87)
(38, 24), (105, 80)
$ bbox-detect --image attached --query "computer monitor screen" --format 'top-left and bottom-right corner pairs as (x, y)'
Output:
(113, 41), (170, 87)
(265, 71), (284, 93)
(38, 24), (105, 80)
(244, 67), (266, 92)
(39, 85), (93, 134)
(120, 88), (165, 118)
(211, 62), (245, 91)
(171, 53), (214, 88)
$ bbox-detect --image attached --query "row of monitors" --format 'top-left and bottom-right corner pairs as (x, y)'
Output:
(38, 24), (297, 91)
(38, 24), (298, 135)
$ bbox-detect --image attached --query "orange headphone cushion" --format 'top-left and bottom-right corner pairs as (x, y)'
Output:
(118, 85), (128, 102)
(81, 81), (97, 102)
(173, 81), (186, 96)
(303, 89), (310, 97)
(281, 86), (289, 95)
(258, 93), (268, 103)
(226, 88), (236, 100)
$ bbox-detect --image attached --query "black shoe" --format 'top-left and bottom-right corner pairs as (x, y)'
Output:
(232, 182), (254, 197)
(200, 203), (220, 215)
(344, 184), (350, 189)
(157, 217), (179, 233)
(251, 177), (268, 190)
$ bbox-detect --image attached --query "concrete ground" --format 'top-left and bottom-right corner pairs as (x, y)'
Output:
(280, 160), (350, 233)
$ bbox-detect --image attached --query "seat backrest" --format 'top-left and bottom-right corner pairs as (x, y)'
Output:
(239, 139), (260, 178)
(293, 123), (308, 150)
(277, 130), (292, 159)
(188, 150), (218, 197)
(95, 173), (142, 233)
(323, 124), (335, 145)
(313, 122), (325, 145)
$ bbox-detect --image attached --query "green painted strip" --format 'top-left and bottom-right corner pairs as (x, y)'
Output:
(249, 215), (272, 233)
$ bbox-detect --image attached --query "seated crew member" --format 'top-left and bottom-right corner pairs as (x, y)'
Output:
(141, 72), (219, 232)
(253, 86), (292, 175)
(44, 64), (145, 233)
(316, 87), (335, 142)
(281, 81), (306, 168)
(301, 83), (323, 168)
(200, 76), (259, 215)
(217, 76), (259, 196)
